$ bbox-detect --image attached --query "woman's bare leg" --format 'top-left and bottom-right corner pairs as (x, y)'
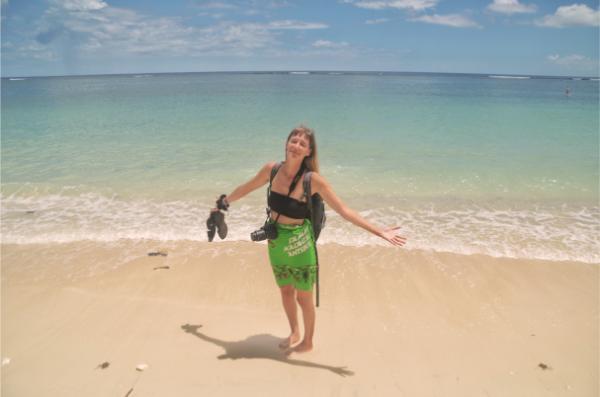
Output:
(279, 284), (301, 349)
(290, 289), (315, 353)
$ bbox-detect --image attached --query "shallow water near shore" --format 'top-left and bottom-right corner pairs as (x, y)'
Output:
(2, 72), (598, 262)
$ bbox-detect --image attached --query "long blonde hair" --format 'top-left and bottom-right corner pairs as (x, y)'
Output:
(286, 125), (319, 173)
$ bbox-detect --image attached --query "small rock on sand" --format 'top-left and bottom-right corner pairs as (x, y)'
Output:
(136, 363), (149, 371)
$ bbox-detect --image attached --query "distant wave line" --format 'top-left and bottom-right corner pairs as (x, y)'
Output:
(488, 75), (530, 79)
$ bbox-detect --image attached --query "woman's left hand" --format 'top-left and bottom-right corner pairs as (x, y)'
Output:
(380, 226), (407, 246)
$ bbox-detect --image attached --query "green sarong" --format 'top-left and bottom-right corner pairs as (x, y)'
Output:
(267, 220), (317, 291)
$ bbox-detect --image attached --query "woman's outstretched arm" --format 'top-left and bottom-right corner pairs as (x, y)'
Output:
(311, 173), (406, 246)
(220, 162), (276, 205)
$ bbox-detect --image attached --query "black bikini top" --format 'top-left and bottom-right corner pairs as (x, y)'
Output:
(267, 162), (310, 220)
(268, 190), (309, 219)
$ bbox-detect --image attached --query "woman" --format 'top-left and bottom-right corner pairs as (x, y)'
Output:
(211, 125), (406, 354)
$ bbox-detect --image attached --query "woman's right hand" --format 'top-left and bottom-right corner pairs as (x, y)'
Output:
(379, 226), (407, 246)
(216, 194), (229, 211)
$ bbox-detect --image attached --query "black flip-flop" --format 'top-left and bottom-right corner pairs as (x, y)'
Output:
(213, 210), (228, 239)
(206, 211), (217, 242)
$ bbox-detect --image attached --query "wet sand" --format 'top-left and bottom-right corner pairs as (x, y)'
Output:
(1, 241), (598, 396)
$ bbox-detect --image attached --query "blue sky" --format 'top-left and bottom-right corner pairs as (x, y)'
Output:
(1, 0), (599, 77)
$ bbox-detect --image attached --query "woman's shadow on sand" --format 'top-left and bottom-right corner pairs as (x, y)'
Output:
(181, 324), (354, 377)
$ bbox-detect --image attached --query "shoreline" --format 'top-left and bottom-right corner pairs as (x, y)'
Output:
(2, 241), (598, 396)
(1, 240), (598, 284)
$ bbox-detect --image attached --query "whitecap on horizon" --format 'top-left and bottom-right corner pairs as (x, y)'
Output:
(489, 75), (530, 79)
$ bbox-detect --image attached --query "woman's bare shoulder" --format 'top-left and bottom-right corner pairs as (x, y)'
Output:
(309, 171), (323, 180)
(261, 161), (278, 172)
(251, 162), (277, 183)
(308, 171), (329, 190)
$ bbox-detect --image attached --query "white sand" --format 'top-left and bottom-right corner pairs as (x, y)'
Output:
(1, 241), (598, 396)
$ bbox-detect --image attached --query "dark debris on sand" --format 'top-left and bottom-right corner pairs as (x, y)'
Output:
(96, 361), (110, 369)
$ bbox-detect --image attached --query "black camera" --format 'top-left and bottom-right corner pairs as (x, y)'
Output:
(250, 221), (278, 241)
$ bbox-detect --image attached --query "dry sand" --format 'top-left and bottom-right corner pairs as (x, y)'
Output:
(1, 241), (598, 396)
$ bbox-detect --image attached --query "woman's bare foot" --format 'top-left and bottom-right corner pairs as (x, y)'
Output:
(286, 341), (313, 355)
(278, 332), (301, 349)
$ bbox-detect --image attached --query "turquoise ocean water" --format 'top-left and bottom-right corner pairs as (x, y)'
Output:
(2, 72), (598, 262)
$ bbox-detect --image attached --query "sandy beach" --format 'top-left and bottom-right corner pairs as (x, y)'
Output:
(1, 241), (597, 396)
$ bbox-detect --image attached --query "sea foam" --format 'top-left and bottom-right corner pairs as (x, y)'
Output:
(2, 191), (598, 263)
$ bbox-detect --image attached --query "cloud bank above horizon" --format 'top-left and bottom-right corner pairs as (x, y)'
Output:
(1, 0), (598, 77)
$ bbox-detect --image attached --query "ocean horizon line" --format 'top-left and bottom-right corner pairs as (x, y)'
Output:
(2, 70), (599, 80)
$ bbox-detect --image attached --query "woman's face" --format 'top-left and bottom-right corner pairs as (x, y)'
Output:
(286, 133), (311, 160)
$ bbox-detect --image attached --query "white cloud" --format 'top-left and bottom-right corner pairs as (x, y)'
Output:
(27, 2), (328, 60)
(199, 2), (238, 9)
(546, 53), (597, 70)
(487, 0), (536, 15)
(264, 0), (292, 8)
(196, 1), (238, 19)
(201, 22), (276, 52)
(410, 14), (481, 28)
(266, 20), (328, 30)
(17, 42), (58, 61)
(535, 4), (600, 28)
(54, 0), (107, 11)
(312, 39), (349, 48)
(365, 18), (389, 24)
(194, 0), (290, 15)
(353, 0), (437, 11)
(198, 12), (226, 19)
